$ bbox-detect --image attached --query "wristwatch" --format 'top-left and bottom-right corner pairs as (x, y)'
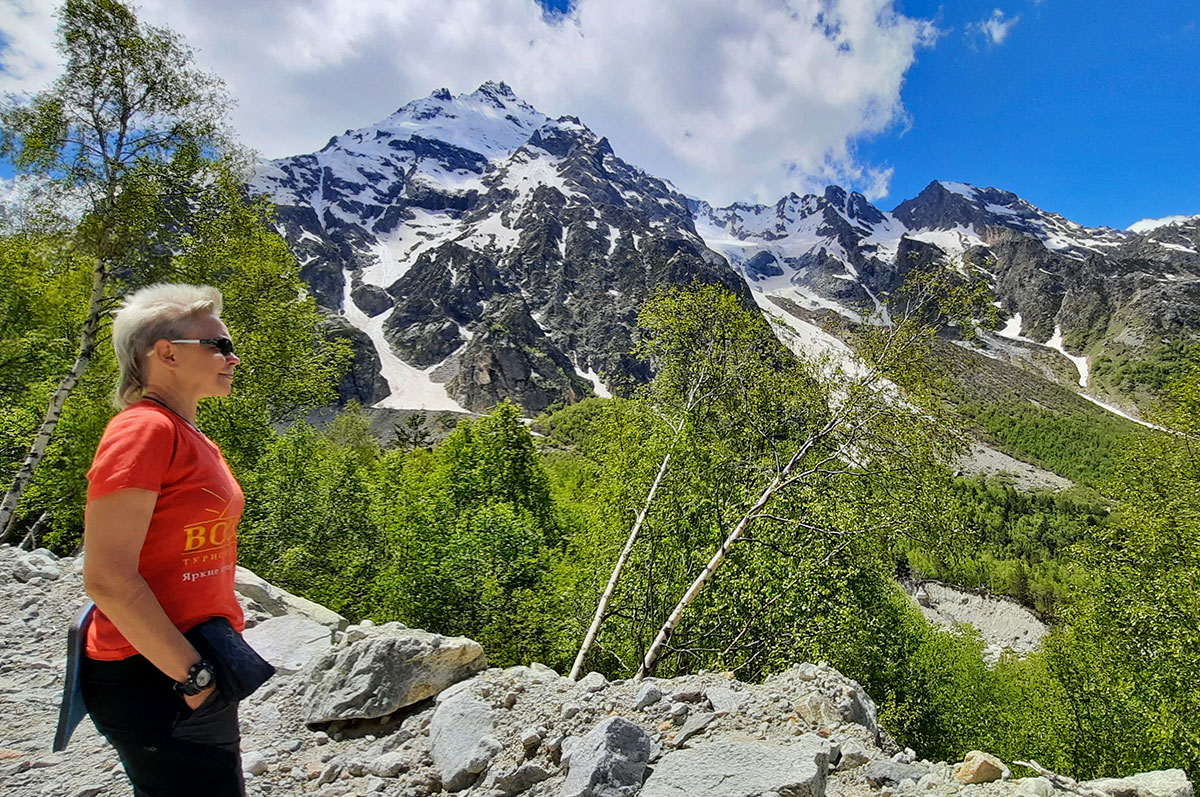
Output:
(173, 659), (216, 697)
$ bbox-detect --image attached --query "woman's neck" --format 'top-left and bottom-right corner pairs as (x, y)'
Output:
(140, 387), (199, 426)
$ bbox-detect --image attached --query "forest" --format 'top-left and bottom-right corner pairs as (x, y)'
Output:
(2, 0), (1198, 783)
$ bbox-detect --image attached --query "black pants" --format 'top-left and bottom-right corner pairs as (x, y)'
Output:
(81, 654), (244, 796)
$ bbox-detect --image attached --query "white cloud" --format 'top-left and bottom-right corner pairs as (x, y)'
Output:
(1, 0), (937, 205)
(971, 9), (1021, 46)
(0, 0), (60, 90)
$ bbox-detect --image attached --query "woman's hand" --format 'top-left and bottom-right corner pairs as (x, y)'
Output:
(183, 684), (217, 711)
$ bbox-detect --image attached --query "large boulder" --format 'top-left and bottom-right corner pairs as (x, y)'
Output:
(1084, 769), (1194, 797)
(640, 738), (830, 797)
(242, 615), (333, 674)
(235, 566), (348, 632)
(561, 716), (653, 797)
(429, 692), (502, 792)
(301, 624), (486, 724)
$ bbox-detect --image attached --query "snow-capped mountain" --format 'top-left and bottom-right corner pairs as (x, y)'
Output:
(252, 82), (744, 413)
(251, 83), (1200, 415)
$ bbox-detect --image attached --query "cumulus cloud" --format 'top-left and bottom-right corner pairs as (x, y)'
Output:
(1, 0), (937, 205)
(971, 9), (1021, 46)
(0, 0), (60, 90)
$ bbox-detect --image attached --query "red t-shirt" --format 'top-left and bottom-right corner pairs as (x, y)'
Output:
(85, 400), (245, 659)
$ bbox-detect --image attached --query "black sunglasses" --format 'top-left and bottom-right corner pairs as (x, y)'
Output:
(169, 337), (236, 356)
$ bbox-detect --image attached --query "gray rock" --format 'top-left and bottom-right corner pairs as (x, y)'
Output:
(243, 615), (332, 674)
(673, 711), (714, 747)
(1084, 769), (1194, 797)
(641, 738), (830, 797)
(861, 759), (927, 787)
(302, 626), (486, 723)
(837, 739), (871, 770)
(235, 566), (349, 631)
(242, 750), (269, 777)
(703, 685), (745, 716)
(367, 751), (410, 778)
(560, 717), (652, 797)
(13, 553), (60, 583)
(493, 762), (553, 796)
(633, 683), (663, 710)
(1013, 776), (1054, 797)
(577, 671), (608, 692)
(429, 694), (502, 792)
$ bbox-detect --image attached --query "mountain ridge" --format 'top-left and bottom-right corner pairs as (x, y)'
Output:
(249, 82), (1200, 421)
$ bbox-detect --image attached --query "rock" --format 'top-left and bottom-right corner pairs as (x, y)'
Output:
(954, 750), (1009, 784)
(862, 759), (927, 787)
(242, 750), (269, 777)
(12, 552), (60, 583)
(703, 685), (744, 716)
(837, 739), (871, 771)
(767, 665), (882, 740)
(235, 567), (349, 631)
(673, 712), (714, 747)
(633, 684), (663, 710)
(367, 751), (410, 778)
(668, 687), (703, 703)
(243, 615), (332, 674)
(1013, 776), (1055, 797)
(1084, 769), (1194, 797)
(493, 762), (552, 796)
(641, 738), (829, 797)
(577, 672), (608, 692)
(429, 694), (501, 792)
(560, 717), (652, 797)
(302, 626), (486, 723)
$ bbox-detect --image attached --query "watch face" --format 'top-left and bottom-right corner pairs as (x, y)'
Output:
(195, 667), (214, 689)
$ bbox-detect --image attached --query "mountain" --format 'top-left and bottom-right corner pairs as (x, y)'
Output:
(251, 83), (1200, 420)
(252, 81), (744, 414)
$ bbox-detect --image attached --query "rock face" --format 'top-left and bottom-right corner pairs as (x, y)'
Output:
(641, 738), (829, 797)
(301, 623), (487, 724)
(430, 693), (502, 792)
(2, 543), (1193, 797)
(561, 717), (652, 797)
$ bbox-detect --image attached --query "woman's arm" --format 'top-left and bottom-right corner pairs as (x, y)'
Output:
(83, 488), (214, 709)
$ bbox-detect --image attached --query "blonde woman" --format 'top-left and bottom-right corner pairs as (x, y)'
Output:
(82, 284), (247, 795)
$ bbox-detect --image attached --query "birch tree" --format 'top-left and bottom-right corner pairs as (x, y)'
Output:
(0, 0), (231, 540)
(569, 285), (779, 679)
(634, 264), (997, 679)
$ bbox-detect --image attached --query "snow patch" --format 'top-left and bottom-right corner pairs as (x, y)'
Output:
(1128, 214), (1200, 234)
(576, 367), (612, 399)
(340, 280), (470, 413)
(1045, 325), (1089, 387)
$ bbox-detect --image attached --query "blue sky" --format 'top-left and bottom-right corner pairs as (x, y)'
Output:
(1, 0), (1196, 229)
(856, 0), (1200, 227)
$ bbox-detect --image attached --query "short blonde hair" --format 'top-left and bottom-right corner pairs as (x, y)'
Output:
(111, 284), (224, 409)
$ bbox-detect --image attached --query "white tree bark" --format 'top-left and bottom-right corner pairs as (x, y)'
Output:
(0, 265), (107, 542)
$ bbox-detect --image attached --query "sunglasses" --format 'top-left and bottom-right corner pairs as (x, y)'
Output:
(168, 337), (236, 356)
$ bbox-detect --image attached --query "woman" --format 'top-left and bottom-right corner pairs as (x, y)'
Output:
(82, 283), (246, 795)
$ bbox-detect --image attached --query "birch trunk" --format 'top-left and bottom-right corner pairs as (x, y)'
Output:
(569, 449), (672, 680)
(635, 474), (782, 680)
(0, 264), (107, 542)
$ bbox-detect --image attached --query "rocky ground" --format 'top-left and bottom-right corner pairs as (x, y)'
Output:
(0, 544), (1191, 797)
(955, 444), (1072, 493)
(901, 581), (1049, 665)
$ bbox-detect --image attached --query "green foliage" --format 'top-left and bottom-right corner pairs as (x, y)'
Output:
(900, 477), (1105, 618)
(1044, 348), (1200, 778)
(237, 410), (380, 618)
(368, 402), (568, 666)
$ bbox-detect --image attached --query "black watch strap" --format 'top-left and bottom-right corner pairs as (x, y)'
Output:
(173, 659), (215, 697)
